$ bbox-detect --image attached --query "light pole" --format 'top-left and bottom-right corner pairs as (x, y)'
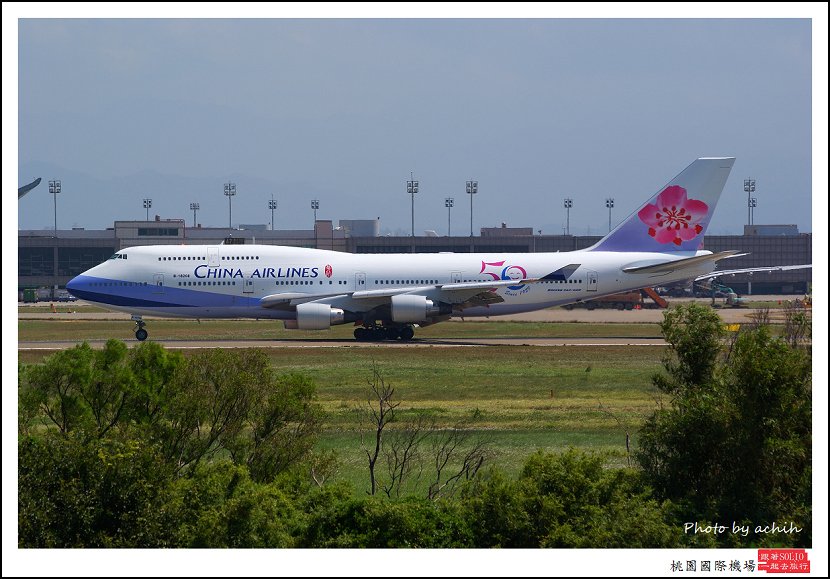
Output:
(190, 202), (199, 228)
(407, 173), (419, 237)
(49, 180), (61, 234)
(743, 179), (755, 227)
(605, 198), (614, 232)
(445, 197), (454, 236)
(311, 199), (319, 245)
(224, 182), (236, 229)
(466, 180), (478, 237)
(749, 197), (757, 226)
(564, 198), (573, 235)
(269, 197), (278, 230)
(143, 198), (152, 221)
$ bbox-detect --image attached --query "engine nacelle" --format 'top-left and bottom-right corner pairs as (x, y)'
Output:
(391, 294), (443, 323)
(295, 303), (345, 330)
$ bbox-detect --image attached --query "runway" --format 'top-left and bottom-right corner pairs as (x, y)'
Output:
(19, 298), (804, 352)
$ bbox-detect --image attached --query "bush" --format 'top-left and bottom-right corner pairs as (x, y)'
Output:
(19, 433), (171, 547)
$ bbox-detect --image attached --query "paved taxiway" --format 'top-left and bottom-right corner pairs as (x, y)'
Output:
(19, 298), (805, 351)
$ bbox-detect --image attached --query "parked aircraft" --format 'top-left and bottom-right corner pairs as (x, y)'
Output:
(68, 157), (744, 341)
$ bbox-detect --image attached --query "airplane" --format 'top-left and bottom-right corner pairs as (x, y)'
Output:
(68, 157), (753, 342)
(18, 177), (41, 199)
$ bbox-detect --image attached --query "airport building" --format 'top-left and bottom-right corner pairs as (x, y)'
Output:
(19, 219), (811, 297)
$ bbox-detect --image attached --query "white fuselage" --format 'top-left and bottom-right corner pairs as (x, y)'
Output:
(68, 244), (713, 322)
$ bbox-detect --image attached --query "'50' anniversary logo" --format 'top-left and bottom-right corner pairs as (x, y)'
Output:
(480, 260), (527, 291)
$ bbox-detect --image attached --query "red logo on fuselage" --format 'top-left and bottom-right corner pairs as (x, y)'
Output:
(324, 265), (333, 278)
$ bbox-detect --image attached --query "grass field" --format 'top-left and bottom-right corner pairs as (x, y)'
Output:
(18, 314), (666, 493)
(19, 305), (809, 495)
(303, 345), (659, 491)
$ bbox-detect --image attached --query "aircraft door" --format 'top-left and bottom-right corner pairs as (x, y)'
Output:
(451, 271), (462, 283)
(243, 279), (255, 294)
(586, 270), (598, 292)
(355, 272), (366, 289)
(208, 247), (220, 267)
(153, 273), (165, 294)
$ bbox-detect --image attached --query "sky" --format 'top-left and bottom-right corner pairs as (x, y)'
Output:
(11, 10), (818, 237)
(5, 4), (828, 577)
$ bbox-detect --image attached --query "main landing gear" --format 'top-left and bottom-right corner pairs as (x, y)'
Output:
(132, 315), (148, 341)
(353, 324), (415, 342)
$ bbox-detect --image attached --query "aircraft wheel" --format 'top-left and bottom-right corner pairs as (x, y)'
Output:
(386, 327), (401, 341)
(354, 327), (369, 341)
(135, 328), (149, 341)
(400, 326), (415, 341)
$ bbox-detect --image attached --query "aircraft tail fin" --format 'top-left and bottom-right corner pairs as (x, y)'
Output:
(586, 157), (735, 252)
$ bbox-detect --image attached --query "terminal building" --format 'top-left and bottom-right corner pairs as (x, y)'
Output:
(19, 218), (811, 298)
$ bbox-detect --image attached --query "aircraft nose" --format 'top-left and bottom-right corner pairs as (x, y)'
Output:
(66, 276), (81, 297)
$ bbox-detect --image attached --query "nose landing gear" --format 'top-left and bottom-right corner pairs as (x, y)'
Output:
(132, 315), (149, 341)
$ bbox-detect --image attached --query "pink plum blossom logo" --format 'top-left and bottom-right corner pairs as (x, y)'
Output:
(637, 185), (709, 246)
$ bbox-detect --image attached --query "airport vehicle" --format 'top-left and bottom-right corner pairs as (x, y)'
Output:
(22, 288), (37, 303)
(564, 288), (667, 310)
(696, 279), (745, 307)
(68, 158), (742, 341)
(54, 289), (78, 302)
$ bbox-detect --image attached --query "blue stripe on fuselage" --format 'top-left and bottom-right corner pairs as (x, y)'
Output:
(66, 275), (259, 309)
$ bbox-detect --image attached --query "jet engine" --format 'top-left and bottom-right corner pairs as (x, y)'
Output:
(294, 303), (346, 330)
(390, 294), (448, 323)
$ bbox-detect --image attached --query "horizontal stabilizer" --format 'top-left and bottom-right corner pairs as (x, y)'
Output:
(622, 250), (741, 275)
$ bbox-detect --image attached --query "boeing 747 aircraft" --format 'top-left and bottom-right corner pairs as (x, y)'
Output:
(68, 157), (744, 341)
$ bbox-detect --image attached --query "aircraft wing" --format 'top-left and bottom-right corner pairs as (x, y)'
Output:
(259, 292), (323, 309)
(18, 177), (42, 199)
(258, 275), (554, 311)
(694, 264), (812, 282)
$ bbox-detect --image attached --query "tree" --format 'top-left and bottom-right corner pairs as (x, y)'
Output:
(242, 372), (325, 484)
(126, 340), (184, 427)
(637, 305), (812, 546)
(20, 343), (96, 435)
(655, 303), (725, 395)
(154, 349), (324, 479)
(359, 364), (399, 495)
(18, 340), (184, 438)
(78, 339), (134, 438)
(428, 423), (491, 501)
(18, 342), (332, 547)
(381, 413), (432, 498)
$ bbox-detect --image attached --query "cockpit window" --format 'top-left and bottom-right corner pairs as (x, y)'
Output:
(108, 253), (127, 260)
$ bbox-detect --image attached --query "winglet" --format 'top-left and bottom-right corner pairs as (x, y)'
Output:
(586, 158), (735, 252)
